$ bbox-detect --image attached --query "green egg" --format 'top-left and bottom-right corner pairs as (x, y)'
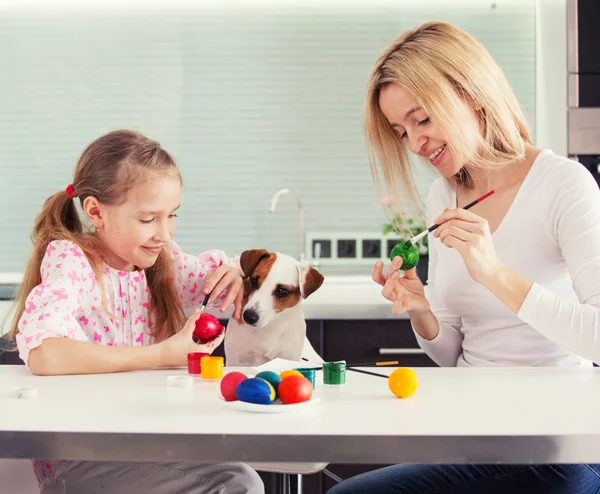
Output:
(390, 242), (420, 270)
(255, 371), (282, 398)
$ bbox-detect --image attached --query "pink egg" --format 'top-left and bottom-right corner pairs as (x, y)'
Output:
(220, 371), (247, 401)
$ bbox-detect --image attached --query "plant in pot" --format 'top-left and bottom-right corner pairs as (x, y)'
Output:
(380, 195), (429, 285)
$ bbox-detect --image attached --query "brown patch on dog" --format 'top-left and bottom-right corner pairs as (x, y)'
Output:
(301, 266), (324, 299)
(240, 249), (270, 278)
(240, 250), (277, 306)
(273, 284), (301, 313)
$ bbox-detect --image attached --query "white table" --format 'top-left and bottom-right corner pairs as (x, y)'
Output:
(1, 365), (600, 464)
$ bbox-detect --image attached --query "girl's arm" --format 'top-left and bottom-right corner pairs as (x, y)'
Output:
(29, 338), (162, 375)
(29, 309), (213, 375)
(168, 240), (241, 311)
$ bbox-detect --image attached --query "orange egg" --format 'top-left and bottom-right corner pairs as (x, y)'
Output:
(388, 368), (418, 398)
(280, 369), (303, 380)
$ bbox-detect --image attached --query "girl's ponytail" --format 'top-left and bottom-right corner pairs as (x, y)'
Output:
(8, 187), (83, 341)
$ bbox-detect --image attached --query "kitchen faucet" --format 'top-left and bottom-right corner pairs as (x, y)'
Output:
(269, 188), (306, 263)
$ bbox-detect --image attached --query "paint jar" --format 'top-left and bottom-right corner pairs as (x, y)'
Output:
(187, 352), (209, 375)
(323, 361), (346, 385)
(294, 368), (316, 389)
(201, 356), (224, 379)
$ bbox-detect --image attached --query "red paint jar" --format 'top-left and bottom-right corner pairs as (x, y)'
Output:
(187, 352), (210, 375)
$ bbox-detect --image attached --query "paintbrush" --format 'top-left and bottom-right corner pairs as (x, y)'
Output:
(198, 292), (211, 315)
(192, 292), (212, 343)
(300, 359), (399, 371)
(404, 190), (495, 246)
(346, 367), (388, 379)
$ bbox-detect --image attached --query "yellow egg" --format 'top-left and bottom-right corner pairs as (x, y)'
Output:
(388, 368), (418, 398)
(256, 378), (276, 401)
(280, 369), (303, 380)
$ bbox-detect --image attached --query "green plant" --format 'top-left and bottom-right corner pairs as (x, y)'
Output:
(382, 215), (428, 253)
(380, 196), (428, 254)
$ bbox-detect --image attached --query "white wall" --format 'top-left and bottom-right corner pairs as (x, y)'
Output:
(535, 0), (568, 156)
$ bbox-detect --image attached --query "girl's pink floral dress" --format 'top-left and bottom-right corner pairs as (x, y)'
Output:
(15, 239), (239, 490)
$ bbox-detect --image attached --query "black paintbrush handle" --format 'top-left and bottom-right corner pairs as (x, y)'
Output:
(192, 293), (212, 343)
(347, 367), (388, 379)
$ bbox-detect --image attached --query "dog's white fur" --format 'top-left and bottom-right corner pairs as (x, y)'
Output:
(224, 251), (324, 367)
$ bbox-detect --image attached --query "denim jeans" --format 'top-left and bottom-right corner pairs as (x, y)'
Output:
(327, 464), (600, 494)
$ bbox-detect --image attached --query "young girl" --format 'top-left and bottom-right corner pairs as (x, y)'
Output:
(10, 129), (264, 493)
(329, 21), (600, 494)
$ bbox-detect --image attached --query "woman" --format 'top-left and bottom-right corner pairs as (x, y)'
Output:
(329, 21), (600, 493)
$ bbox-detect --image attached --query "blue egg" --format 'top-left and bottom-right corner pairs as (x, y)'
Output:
(255, 371), (282, 397)
(236, 378), (275, 405)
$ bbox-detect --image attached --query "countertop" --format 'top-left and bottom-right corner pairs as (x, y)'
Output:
(0, 273), (408, 323)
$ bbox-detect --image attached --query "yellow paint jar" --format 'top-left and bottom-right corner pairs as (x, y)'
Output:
(201, 356), (224, 379)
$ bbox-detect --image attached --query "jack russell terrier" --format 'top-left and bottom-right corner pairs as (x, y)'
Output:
(224, 249), (325, 367)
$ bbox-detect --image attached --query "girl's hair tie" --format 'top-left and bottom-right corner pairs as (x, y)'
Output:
(65, 184), (77, 199)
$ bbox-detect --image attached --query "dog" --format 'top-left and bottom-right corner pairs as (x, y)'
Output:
(224, 249), (324, 367)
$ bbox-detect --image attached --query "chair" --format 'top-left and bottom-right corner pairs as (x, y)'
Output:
(248, 336), (341, 494)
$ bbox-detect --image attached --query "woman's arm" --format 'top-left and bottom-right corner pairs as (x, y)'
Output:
(507, 164), (600, 362)
(410, 235), (465, 366)
(435, 160), (600, 363)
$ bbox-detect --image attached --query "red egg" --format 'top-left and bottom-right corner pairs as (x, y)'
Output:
(193, 313), (224, 344)
(278, 375), (313, 404)
(220, 371), (248, 401)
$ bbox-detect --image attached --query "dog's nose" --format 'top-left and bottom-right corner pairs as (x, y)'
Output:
(243, 309), (259, 325)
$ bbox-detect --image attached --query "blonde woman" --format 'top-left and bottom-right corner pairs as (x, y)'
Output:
(329, 22), (600, 494)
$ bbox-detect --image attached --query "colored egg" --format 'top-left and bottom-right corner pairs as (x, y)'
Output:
(255, 371), (282, 397)
(220, 371), (247, 402)
(236, 378), (275, 405)
(193, 313), (224, 344)
(278, 375), (313, 405)
(388, 367), (419, 398)
(390, 242), (420, 270)
(280, 369), (303, 380)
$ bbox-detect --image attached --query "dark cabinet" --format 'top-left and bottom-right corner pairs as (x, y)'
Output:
(320, 319), (435, 367)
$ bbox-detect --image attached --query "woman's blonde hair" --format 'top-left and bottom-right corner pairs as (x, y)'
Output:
(365, 21), (531, 224)
(9, 130), (186, 344)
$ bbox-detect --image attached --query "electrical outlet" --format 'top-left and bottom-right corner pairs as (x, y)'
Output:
(362, 239), (381, 258)
(337, 239), (356, 258)
(306, 232), (403, 265)
(312, 239), (331, 258)
(387, 239), (401, 257)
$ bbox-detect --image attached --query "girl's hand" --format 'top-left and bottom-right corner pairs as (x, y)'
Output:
(372, 256), (430, 317)
(158, 309), (224, 367)
(203, 265), (244, 322)
(433, 208), (503, 284)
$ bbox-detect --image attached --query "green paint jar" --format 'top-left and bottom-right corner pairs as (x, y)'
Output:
(389, 242), (420, 270)
(294, 368), (316, 389)
(323, 361), (346, 385)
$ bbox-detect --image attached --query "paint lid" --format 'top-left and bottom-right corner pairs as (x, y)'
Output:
(188, 352), (209, 362)
(323, 361), (346, 371)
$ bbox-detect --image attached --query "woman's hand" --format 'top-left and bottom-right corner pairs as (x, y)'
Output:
(433, 208), (503, 284)
(372, 256), (430, 317)
(203, 265), (244, 322)
(158, 309), (224, 367)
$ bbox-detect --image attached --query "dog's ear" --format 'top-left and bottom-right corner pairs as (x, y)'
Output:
(296, 264), (324, 299)
(240, 249), (270, 278)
